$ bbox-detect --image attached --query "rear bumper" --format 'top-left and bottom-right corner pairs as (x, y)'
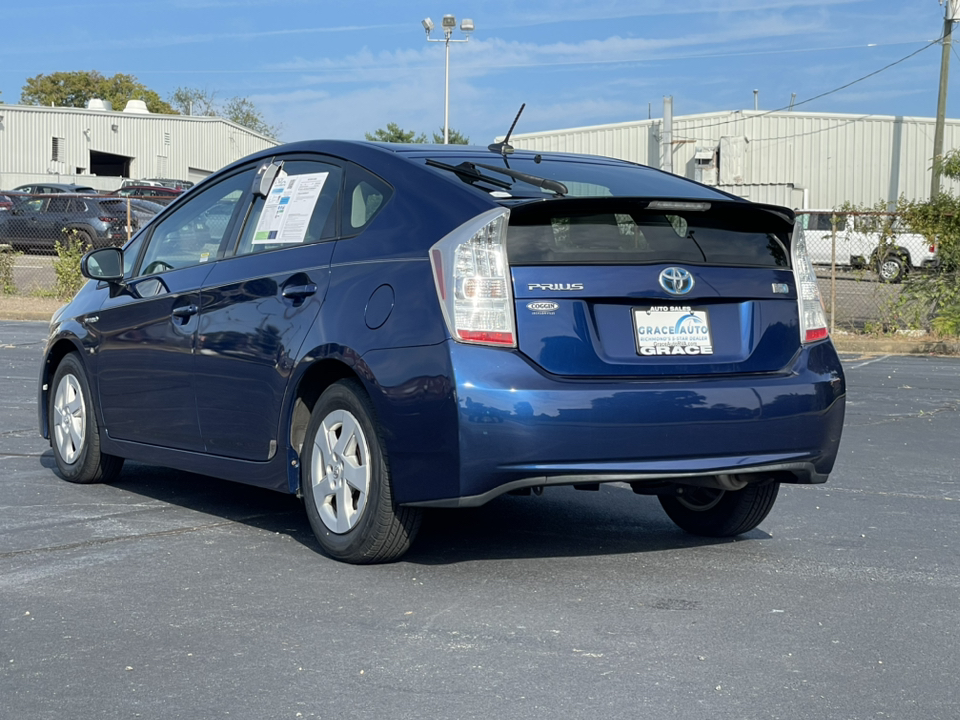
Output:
(406, 339), (845, 507)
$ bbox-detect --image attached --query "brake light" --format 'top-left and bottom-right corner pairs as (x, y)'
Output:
(429, 208), (516, 347)
(791, 223), (829, 344)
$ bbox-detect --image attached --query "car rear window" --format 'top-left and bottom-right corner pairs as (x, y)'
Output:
(507, 207), (790, 267)
(98, 200), (130, 215)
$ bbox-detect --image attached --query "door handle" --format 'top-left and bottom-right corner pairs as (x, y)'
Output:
(282, 283), (318, 300)
(171, 304), (199, 319)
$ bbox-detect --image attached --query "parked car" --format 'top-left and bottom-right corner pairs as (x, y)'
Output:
(143, 178), (194, 190)
(111, 185), (182, 203)
(0, 194), (137, 253)
(121, 178), (194, 191)
(800, 210), (936, 283)
(38, 141), (846, 564)
(123, 198), (165, 228)
(0, 193), (23, 212)
(12, 182), (100, 195)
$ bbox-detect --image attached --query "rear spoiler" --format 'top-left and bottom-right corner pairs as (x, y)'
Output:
(507, 197), (796, 235)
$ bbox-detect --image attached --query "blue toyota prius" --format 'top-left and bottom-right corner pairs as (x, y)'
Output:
(38, 141), (846, 563)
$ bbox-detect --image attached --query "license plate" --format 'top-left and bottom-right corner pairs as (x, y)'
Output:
(633, 306), (713, 356)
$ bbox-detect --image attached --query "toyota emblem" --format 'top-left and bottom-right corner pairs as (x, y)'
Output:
(659, 267), (695, 295)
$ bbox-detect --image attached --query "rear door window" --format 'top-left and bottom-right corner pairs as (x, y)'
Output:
(233, 158), (343, 256)
(48, 197), (71, 214)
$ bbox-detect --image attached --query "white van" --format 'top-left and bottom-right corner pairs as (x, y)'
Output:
(799, 211), (937, 283)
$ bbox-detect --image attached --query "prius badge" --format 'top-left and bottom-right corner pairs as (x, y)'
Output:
(527, 283), (584, 291)
(659, 267), (695, 295)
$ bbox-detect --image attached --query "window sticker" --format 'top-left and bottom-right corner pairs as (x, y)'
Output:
(252, 171), (329, 245)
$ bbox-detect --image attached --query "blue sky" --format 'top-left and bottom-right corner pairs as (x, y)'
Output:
(0, 0), (954, 143)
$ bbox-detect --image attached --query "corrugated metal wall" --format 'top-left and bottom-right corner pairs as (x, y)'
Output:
(0, 105), (278, 191)
(508, 110), (960, 209)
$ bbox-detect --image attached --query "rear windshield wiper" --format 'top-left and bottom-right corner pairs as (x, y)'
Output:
(425, 159), (512, 191)
(471, 162), (568, 196)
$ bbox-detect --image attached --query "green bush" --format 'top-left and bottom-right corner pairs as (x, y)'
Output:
(830, 197), (960, 336)
(896, 193), (960, 336)
(52, 230), (91, 300)
(0, 244), (20, 295)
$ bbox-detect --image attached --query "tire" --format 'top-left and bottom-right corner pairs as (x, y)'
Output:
(62, 229), (93, 253)
(301, 379), (422, 564)
(658, 481), (780, 537)
(877, 254), (906, 283)
(49, 353), (124, 484)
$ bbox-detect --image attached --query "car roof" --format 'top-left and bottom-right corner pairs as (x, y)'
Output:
(222, 139), (645, 168)
(378, 142), (635, 166)
(122, 185), (180, 191)
(214, 139), (743, 203)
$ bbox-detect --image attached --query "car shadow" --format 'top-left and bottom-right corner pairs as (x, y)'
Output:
(78, 456), (770, 564)
(405, 485), (770, 564)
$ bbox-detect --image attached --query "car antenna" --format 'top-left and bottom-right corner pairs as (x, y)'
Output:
(487, 103), (525, 159)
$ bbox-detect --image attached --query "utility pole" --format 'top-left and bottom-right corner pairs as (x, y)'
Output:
(932, 0), (960, 198)
(662, 96), (674, 175)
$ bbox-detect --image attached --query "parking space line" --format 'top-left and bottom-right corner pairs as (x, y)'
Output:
(847, 354), (891, 369)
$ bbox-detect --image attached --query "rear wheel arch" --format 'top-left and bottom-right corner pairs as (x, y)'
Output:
(871, 244), (911, 264)
(289, 358), (360, 458)
(62, 225), (94, 247)
(890, 245), (911, 263)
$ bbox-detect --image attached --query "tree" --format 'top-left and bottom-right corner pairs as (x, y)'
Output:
(21, 71), (175, 114)
(365, 123), (427, 143)
(168, 87), (279, 139)
(169, 86), (218, 117)
(221, 96), (279, 138)
(366, 123), (470, 144)
(431, 127), (470, 144)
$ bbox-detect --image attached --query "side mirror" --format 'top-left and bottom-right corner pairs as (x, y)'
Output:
(81, 247), (124, 283)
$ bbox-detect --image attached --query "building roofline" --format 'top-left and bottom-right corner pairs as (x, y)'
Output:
(508, 108), (960, 140)
(0, 102), (277, 142)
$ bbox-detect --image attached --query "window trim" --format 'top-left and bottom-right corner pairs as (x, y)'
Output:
(338, 161), (395, 240)
(222, 153), (347, 260)
(129, 166), (255, 278)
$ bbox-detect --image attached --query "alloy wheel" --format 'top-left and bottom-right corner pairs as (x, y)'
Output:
(310, 409), (371, 534)
(53, 373), (86, 464)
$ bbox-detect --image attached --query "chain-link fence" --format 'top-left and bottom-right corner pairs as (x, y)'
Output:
(0, 200), (938, 334)
(798, 210), (939, 334)
(0, 192), (168, 298)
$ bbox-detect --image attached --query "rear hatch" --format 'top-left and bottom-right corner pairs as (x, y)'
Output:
(508, 198), (800, 376)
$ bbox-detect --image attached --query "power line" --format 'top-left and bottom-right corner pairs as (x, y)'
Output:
(675, 37), (943, 134)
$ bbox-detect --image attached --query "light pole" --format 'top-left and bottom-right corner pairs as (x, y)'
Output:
(422, 14), (474, 144)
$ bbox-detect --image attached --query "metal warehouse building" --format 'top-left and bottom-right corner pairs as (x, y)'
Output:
(508, 107), (960, 210)
(0, 100), (279, 192)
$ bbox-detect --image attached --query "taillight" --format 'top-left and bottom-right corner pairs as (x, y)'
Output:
(429, 208), (516, 347)
(791, 223), (829, 344)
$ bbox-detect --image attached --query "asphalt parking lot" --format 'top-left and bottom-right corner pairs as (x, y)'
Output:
(1, 321), (958, 720)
